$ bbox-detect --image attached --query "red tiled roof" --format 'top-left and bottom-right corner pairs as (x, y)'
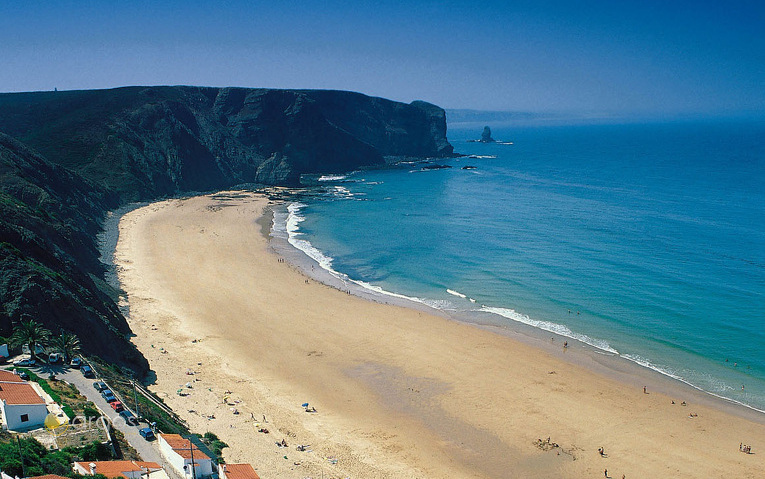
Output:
(0, 369), (25, 382)
(160, 434), (211, 460)
(27, 475), (70, 479)
(222, 464), (260, 479)
(74, 461), (162, 478)
(0, 382), (45, 405)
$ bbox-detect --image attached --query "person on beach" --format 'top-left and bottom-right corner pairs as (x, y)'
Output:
(643, 386), (647, 394)
(604, 469), (608, 478)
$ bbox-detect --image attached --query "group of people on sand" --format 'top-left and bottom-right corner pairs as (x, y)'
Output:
(739, 443), (753, 454)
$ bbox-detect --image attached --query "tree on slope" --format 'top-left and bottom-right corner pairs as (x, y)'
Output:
(49, 331), (81, 362)
(10, 318), (51, 360)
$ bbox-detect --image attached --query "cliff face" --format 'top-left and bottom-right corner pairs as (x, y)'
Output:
(0, 86), (452, 373)
(0, 86), (453, 199)
(0, 133), (147, 370)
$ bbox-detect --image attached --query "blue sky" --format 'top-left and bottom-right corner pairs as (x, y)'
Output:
(1, 1), (763, 117)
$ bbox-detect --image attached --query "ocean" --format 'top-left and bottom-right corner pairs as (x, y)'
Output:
(272, 119), (765, 413)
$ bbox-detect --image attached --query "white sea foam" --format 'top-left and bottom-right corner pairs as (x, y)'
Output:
(445, 288), (478, 304)
(286, 203), (433, 308)
(286, 203), (338, 274)
(620, 353), (765, 414)
(318, 175), (348, 181)
(480, 306), (619, 354)
(466, 155), (497, 159)
(350, 279), (436, 307)
(328, 186), (355, 198)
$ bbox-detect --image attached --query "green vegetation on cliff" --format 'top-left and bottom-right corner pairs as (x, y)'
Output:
(0, 86), (452, 376)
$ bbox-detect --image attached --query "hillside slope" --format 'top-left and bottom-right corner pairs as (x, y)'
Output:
(0, 86), (452, 373)
(0, 133), (147, 369)
(0, 86), (453, 200)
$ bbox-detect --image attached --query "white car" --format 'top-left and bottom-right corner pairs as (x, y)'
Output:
(13, 358), (36, 367)
(49, 353), (62, 363)
(70, 357), (82, 368)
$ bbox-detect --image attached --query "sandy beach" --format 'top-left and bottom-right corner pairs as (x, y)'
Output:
(114, 191), (764, 479)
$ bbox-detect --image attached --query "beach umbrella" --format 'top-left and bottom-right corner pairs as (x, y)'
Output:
(302, 402), (309, 407)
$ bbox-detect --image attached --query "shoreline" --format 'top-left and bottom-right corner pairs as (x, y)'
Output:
(269, 201), (765, 424)
(115, 191), (764, 478)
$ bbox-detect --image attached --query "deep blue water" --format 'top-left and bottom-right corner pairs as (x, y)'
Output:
(280, 119), (765, 412)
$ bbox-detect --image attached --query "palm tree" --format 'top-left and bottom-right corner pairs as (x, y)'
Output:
(49, 331), (82, 363)
(10, 318), (51, 360)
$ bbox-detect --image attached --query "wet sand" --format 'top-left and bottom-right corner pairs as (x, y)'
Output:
(115, 191), (764, 479)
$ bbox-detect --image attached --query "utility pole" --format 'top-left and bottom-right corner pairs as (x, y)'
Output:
(189, 437), (197, 479)
(17, 436), (27, 477)
(133, 377), (140, 418)
(180, 436), (198, 479)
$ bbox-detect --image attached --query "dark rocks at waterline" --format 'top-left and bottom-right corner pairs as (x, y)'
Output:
(462, 165), (477, 170)
(421, 164), (453, 170)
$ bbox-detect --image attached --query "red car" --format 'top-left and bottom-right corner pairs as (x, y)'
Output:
(110, 401), (124, 412)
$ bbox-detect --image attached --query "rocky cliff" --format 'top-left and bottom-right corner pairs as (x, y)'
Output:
(0, 86), (452, 199)
(0, 86), (452, 372)
(0, 133), (147, 369)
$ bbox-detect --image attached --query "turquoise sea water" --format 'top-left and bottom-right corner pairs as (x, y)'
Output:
(278, 119), (765, 412)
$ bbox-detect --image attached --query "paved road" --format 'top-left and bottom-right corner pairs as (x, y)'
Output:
(29, 361), (179, 475)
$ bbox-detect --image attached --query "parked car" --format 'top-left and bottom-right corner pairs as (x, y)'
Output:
(120, 409), (139, 426)
(93, 381), (108, 391)
(102, 389), (117, 402)
(138, 427), (155, 440)
(81, 365), (95, 378)
(17, 371), (30, 380)
(48, 353), (62, 364)
(13, 358), (36, 367)
(70, 357), (82, 368)
(110, 401), (125, 412)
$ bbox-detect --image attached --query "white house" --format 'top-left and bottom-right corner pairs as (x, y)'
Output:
(73, 461), (165, 479)
(0, 370), (48, 431)
(158, 434), (214, 479)
(219, 463), (260, 479)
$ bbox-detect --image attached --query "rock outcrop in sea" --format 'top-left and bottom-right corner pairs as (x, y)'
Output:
(481, 126), (495, 143)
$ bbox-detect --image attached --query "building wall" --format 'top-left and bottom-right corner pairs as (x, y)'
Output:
(183, 458), (212, 479)
(158, 436), (213, 479)
(0, 401), (48, 431)
(158, 437), (187, 477)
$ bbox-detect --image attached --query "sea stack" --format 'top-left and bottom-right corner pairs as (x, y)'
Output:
(481, 126), (495, 143)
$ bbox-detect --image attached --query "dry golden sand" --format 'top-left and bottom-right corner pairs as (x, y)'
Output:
(115, 192), (764, 479)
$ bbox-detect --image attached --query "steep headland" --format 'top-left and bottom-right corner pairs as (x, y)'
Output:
(0, 86), (452, 198)
(0, 86), (452, 371)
